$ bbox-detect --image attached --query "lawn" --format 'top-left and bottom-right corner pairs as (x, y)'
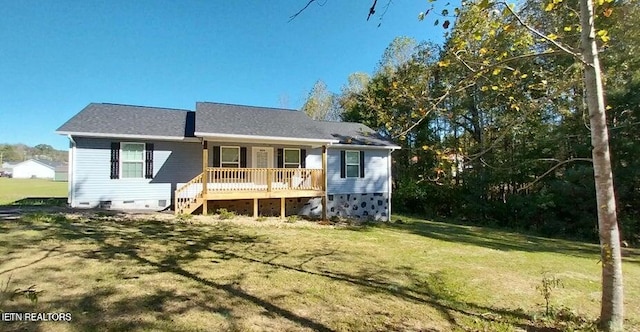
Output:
(0, 178), (67, 205)
(1, 211), (639, 332)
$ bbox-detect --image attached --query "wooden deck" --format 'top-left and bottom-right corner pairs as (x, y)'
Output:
(175, 168), (325, 215)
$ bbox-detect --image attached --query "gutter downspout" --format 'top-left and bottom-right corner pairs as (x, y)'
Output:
(67, 135), (76, 207)
(388, 149), (393, 222)
(387, 147), (401, 222)
(322, 142), (333, 220)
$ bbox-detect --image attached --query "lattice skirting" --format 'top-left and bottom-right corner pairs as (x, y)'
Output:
(203, 193), (389, 221)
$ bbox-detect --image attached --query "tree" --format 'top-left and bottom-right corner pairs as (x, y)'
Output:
(291, 0), (628, 329)
(578, 0), (622, 329)
(377, 36), (418, 74)
(291, 0), (632, 328)
(301, 80), (340, 121)
(419, 0), (624, 328)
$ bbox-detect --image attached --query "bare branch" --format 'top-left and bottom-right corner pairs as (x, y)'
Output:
(465, 49), (563, 71)
(367, 0), (378, 21)
(392, 81), (476, 138)
(453, 50), (477, 72)
(518, 157), (593, 192)
(289, 0), (322, 22)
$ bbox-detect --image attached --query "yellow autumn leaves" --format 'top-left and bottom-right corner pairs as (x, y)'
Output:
(544, 0), (612, 43)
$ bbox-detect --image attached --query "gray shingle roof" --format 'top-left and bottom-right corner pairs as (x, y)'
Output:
(15, 159), (64, 170)
(195, 102), (331, 140)
(32, 159), (65, 169)
(57, 102), (398, 148)
(56, 103), (195, 138)
(318, 121), (399, 147)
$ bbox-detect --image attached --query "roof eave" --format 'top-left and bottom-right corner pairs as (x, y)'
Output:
(56, 131), (200, 142)
(195, 132), (339, 146)
(329, 143), (401, 150)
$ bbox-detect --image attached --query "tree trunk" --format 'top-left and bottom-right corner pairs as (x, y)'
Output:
(579, 0), (624, 330)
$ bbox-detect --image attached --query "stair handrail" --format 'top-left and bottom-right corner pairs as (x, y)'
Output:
(174, 172), (204, 214)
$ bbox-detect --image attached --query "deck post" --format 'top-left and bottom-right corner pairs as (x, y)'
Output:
(321, 145), (328, 221)
(267, 169), (272, 192)
(253, 198), (258, 218)
(280, 197), (286, 219)
(202, 140), (208, 215)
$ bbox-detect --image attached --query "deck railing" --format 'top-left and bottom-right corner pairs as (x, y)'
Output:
(205, 167), (323, 193)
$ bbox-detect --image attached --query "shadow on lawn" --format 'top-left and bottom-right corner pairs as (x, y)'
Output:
(2, 212), (337, 332)
(2, 212), (586, 331)
(212, 246), (567, 332)
(356, 217), (640, 262)
(6, 197), (68, 207)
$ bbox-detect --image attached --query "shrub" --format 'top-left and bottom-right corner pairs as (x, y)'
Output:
(176, 213), (193, 221)
(329, 215), (342, 223)
(216, 208), (236, 220)
(536, 272), (563, 316)
(286, 215), (299, 223)
(1, 276), (41, 308)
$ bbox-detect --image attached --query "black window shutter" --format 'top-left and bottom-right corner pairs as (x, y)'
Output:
(213, 146), (221, 167)
(300, 149), (307, 168)
(110, 142), (119, 179)
(340, 150), (346, 178)
(145, 143), (154, 179)
(277, 148), (283, 168)
(240, 147), (247, 168)
(359, 151), (365, 178)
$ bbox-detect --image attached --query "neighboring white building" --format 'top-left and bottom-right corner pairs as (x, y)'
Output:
(1, 162), (16, 175)
(12, 159), (56, 179)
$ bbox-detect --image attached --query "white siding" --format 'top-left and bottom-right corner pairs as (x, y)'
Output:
(306, 148), (322, 169)
(12, 160), (55, 179)
(326, 148), (389, 194)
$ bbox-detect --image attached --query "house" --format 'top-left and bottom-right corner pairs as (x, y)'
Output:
(12, 159), (59, 179)
(1, 162), (15, 177)
(56, 102), (400, 220)
(54, 165), (68, 182)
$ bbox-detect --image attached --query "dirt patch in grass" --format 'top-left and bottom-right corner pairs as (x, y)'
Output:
(1, 210), (639, 331)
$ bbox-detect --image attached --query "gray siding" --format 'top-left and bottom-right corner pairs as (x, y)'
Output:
(72, 138), (201, 208)
(326, 148), (389, 194)
(71, 137), (392, 211)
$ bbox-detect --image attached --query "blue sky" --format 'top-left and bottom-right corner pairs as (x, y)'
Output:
(0, 0), (450, 150)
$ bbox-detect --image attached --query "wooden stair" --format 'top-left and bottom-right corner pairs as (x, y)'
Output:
(174, 172), (204, 215)
(176, 196), (203, 215)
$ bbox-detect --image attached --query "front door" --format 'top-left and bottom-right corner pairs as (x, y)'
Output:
(252, 147), (274, 168)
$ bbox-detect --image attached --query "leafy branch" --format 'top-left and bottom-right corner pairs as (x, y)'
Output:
(493, 1), (585, 64)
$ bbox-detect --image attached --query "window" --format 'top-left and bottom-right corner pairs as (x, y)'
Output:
(221, 146), (240, 168)
(284, 148), (300, 168)
(121, 143), (144, 178)
(345, 150), (360, 178)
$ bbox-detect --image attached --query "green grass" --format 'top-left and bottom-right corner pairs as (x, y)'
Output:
(1, 212), (639, 331)
(0, 178), (67, 205)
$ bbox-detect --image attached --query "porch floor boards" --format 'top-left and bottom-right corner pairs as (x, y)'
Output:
(203, 190), (325, 200)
